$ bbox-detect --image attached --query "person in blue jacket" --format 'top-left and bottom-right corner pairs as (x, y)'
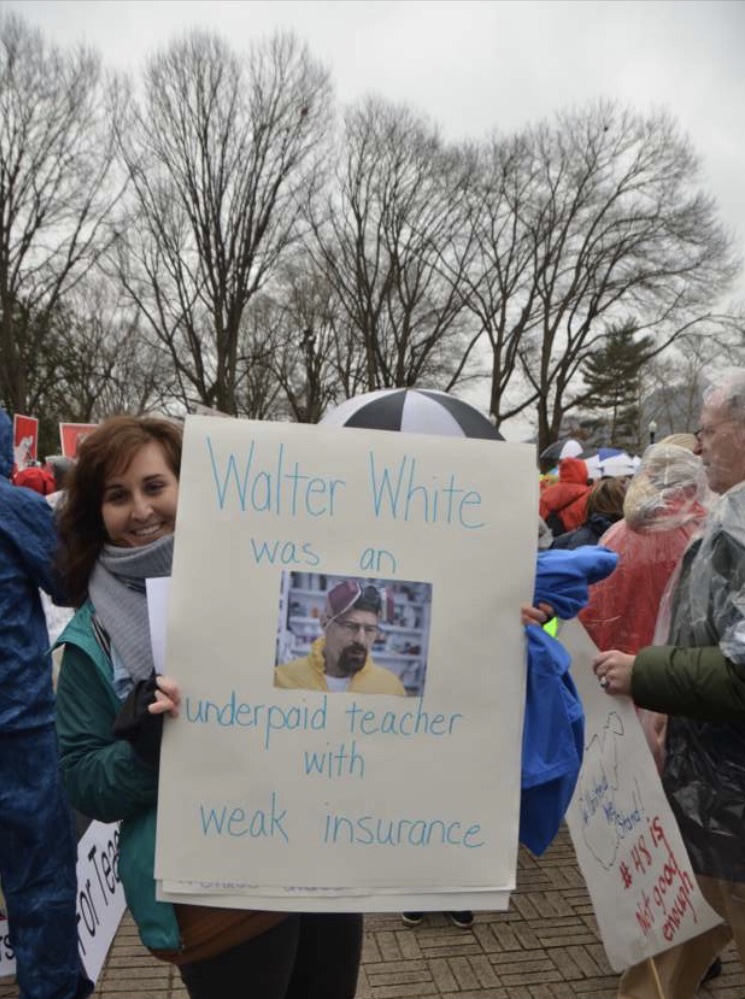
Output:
(0, 409), (92, 999)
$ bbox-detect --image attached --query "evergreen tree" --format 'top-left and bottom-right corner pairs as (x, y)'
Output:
(580, 323), (653, 450)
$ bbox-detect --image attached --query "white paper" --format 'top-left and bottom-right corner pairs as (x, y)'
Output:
(562, 620), (722, 972)
(156, 880), (511, 912)
(0, 821), (125, 983)
(155, 417), (538, 907)
(146, 576), (170, 674)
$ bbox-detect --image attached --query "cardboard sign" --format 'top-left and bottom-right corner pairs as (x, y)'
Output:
(59, 423), (98, 460)
(12, 414), (38, 471)
(0, 821), (125, 982)
(562, 620), (721, 972)
(155, 416), (538, 909)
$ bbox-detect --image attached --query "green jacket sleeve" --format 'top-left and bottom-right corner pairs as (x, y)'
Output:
(56, 642), (159, 822)
(632, 644), (745, 723)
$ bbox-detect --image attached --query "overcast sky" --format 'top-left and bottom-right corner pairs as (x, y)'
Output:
(3, 0), (744, 435)
(5, 0), (743, 244)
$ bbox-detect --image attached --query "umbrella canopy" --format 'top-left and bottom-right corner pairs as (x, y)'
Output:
(599, 452), (637, 478)
(584, 456), (602, 481)
(577, 446), (622, 460)
(321, 388), (504, 440)
(539, 438), (583, 464)
(577, 447), (637, 480)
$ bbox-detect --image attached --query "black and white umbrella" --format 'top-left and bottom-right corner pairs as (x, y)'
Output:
(321, 388), (504, 440)
(539, 438), (583, 464)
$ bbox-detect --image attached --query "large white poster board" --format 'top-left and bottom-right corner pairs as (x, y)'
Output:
(155, 417), (538, 908)
(0, 821), (125, 982)
(562, 620), (721, 972)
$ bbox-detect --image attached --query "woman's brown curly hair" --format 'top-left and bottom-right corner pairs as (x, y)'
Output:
(56, 415), (182, 607)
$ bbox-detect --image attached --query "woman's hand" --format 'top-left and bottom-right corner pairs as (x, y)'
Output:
(592, 650), (635, 696)
(521, 601), (555, 627)
(148, 675), (181, 718)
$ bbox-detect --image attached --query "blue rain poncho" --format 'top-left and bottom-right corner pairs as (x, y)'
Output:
(0, 408), (91, 998)
(0, 409), (64, 730)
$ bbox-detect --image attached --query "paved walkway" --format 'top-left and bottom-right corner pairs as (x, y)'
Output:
(1, 827), (742, 998)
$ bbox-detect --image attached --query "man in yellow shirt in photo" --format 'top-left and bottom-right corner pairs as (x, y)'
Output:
(275, 580), (406, 696)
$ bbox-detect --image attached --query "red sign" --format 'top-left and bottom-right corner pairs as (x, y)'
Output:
(12, 414), (38, 472)
(59, 423), (99, 460)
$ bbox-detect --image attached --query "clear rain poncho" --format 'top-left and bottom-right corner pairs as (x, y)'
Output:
(666, 478), (745, 660)
(662, 478), (745, 881)
(579, 444), (710, 656)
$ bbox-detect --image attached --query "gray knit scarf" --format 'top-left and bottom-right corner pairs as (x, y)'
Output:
(88, 534), (174, 682)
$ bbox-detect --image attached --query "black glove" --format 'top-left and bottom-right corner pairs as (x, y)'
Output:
(112, 672), (164, 770)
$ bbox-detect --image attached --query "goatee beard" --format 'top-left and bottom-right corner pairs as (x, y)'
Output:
(337, 644), (367, 675)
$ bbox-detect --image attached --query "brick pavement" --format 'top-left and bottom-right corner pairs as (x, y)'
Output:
(1, 827), (743, 998)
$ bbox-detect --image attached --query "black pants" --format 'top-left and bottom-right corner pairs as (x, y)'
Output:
(179, 912), (363, 999)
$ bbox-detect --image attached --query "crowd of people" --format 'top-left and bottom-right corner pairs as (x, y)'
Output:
(2, 366), (745, 999)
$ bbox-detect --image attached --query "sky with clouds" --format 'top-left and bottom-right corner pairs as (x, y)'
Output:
(3, 0), (743, 435)
(5, 0), (743, 251)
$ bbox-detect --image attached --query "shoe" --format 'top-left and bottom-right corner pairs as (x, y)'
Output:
(448, 910), (474, 929)
(401, 911), (423, 927)
(701, 958), (722, 984)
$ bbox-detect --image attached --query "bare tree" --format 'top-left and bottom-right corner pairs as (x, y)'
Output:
(458, 134), (547, 425)
(264, 258), (361, 422)
(22, 274), (176, 453)
(310, 97), (477, 392)
(464, 103), (740, 451)
(0, 12), (125, 415)
(231, 292), (291, 421)
(56, 278), (176, 418)
(639, 321), (744, 439)
(118, 30), (333, 415)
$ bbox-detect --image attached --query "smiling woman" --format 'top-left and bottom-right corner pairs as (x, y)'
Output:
(101, 441), (179, 548)
(53, 414), (364, 999)
(56, 416), (183, 606)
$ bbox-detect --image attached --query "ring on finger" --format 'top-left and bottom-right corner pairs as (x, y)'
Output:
(599, 676), (609, 689)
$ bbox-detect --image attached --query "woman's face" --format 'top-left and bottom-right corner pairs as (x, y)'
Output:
(101, 441), (179, 548)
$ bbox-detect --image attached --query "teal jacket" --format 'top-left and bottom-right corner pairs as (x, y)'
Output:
(55, 602), (181, 952)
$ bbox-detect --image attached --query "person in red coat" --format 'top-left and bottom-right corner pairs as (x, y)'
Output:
(579, 442), (709, 771)
(579, 443), (708, 657)
(13, 464), (55, 496)
(539, 456), (592, 537)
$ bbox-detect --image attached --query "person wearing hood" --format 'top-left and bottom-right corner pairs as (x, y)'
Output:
(539, 456), (592, 537)
(580, 443), (709, 660)
(0, 410), (92, 999)
(13, 463), (56, 496)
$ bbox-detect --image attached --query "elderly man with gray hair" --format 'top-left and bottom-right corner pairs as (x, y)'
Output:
(593, 367), (745, 997)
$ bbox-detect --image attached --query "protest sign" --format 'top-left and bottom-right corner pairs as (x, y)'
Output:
(0, 821), (124, 983)
(12, 414), (38, 471)
(59, 422), (98, 460)
(155, 416), (538, 909)
(0, 912), (12, 979)
(562, 620), (721, 972)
